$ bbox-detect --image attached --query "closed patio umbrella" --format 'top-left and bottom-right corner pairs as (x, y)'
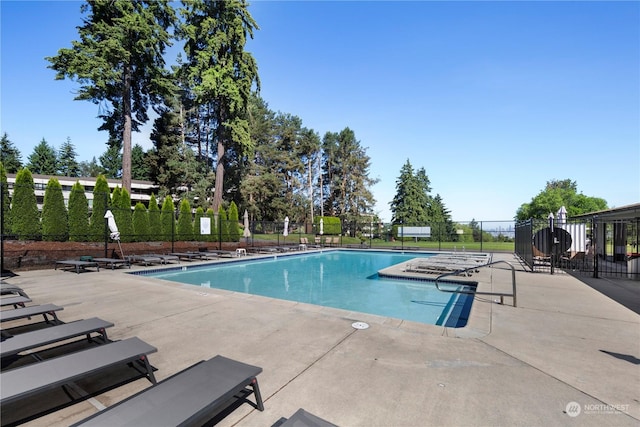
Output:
(243, 210), (251, 238)
(283, 216), (289, 237)
(319, 218), (324, 235)
(104, 210), (124, 257)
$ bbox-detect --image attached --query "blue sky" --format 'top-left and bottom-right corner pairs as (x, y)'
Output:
(1, 1), (639, 222)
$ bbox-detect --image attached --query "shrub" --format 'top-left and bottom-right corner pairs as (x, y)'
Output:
(117, 188), (134, 243)
(68, 181), (89, 242)
(42, 178), (68, 241)
(218, 205), (229, 242)
(10, 168), (41, 239)
(160, 196), (175, 241)
(228, 201), (240, 242)
(89, 175), (110, 241)
(132, 202), (150, 242)
(176, 199), (193, 241)
(0, 162), (11, 233)
(148, 194), (161, 240)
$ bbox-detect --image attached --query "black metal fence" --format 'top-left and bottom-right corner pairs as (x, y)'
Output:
(515, 217), (639, 280)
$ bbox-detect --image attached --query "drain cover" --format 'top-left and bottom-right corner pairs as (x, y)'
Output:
(352, 322), (369, 330)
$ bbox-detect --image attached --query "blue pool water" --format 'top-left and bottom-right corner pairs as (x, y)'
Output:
(146, 250), (475, 327)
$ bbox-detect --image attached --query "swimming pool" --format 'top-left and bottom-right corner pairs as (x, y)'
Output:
(145, 250), (475, 327)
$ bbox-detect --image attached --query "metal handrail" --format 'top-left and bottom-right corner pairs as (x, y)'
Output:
(434, 260), (517, 307)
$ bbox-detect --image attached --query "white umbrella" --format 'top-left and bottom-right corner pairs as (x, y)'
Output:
(242, 210), (251, 238)
(283, 216), (289, 237)
(319, 218), (324, 235)
(557, 206), (567, 226)
(104, 210), (124, 257)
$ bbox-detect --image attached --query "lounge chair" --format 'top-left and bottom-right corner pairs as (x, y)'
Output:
(169, 252), (210, 261)
(127, 255), (163, 266)
(55, 260), (100, 274)
(0, 303), (63, 325)
(0, 295), (31, 309)
(279, 408), (338, 427)
(92, 257), (131, 270)
(0, 284), (29, 298)
(72, 355), (263, 426)
(0, 337), (157, 406)
(1, 317), (114, 360)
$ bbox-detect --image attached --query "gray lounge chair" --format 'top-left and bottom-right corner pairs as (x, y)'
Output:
(1, 317), (114, 360)
(0, 295), (31, 309)
(0, 337), (157, 405)
(92, 257), (131, 270)
(0, 283), (29, 298)
(127, 255), (163, 266)
(55, 260), (100, 274)
(72, 355), (263, 426)
(280, 408), (338, 427)
(0, 303), (63, 325)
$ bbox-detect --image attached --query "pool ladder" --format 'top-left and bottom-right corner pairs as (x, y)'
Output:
(434, 260), (517, 307)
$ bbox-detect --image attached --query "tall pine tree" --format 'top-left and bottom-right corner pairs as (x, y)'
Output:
(47, 0), (176, 192)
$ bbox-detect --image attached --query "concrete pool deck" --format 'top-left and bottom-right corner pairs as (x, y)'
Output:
(1, 251), (638, 426)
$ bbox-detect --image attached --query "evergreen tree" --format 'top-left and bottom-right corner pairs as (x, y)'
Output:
(89, 174), (110, 241)
(322, 128), (377, 222)
(58, 137), (80, 176)
(0, 162), (11, 233)
(390, 160), (429, 225)
(10, 168), (41, 239)
(218, 205), (228, 242)
(100, 145), (122, 178)
(118, 188), (134, 242)
(228, 201), (240, 242)
(42, 178), (68, 241)
(132, 202), (150, 242)
(68, 181), (90, 242)
(27, 138), (58, 175)
(179, 0), (259, 212)
(79, 157), (103, 177)
(47, 0), (176, 192)
(176, 198), (193, 241)
(206, 207), (216, 242)
(131, 144), (150, 180)
(193, 206), (205, 241)
(0, 133), (23, 173)
(148, 194), (162, 239)
(160, 195), (175, 241)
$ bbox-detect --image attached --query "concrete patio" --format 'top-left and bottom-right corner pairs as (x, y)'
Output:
(1, 251), (638, 426)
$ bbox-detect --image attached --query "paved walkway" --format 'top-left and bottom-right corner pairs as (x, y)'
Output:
(1, 252), (638, 426)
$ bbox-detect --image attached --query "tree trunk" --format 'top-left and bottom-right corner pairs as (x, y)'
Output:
(212, 138), (224, 213)
(122, 63), (132, 193)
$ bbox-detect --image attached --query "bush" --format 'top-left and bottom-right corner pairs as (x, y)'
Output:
(132, 202), (150, 242)
(89, 175), (110, 241)
(68, 181), (89, 242)
(228, 201), (240, 242)
(42, 178), (68, 241)
(176, 199), (193, 241)
(148, 194), (161, 240)
(10, 168), (41, 239)
(160, 196), (175, 241)
(117, 188), (134, 243)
